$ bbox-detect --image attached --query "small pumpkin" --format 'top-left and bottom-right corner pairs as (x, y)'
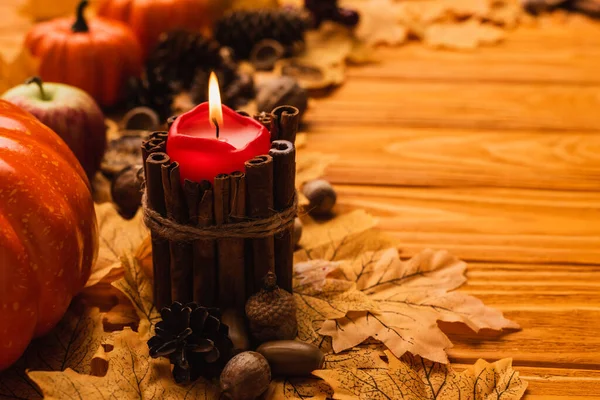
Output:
(25, 0), (142, 107)
(0, 100), (97, 371)
(97, 0), (213, 58)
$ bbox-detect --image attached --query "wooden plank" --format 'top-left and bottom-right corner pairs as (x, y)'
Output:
(330, 186), (600, 264)
(301, 126), (600, 191)
(452, 364), (600, 399)
(305, 79), (600, 132)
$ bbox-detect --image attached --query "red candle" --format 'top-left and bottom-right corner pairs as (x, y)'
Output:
(166, 73), (270, 183)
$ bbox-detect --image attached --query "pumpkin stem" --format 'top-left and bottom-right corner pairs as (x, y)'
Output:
(72, 0), (89, 33)
(25, 76), (48, 101)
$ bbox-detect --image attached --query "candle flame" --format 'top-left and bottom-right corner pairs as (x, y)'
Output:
(209, 71), (223, 129)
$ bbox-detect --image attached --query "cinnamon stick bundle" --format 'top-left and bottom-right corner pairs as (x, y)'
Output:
(269, 140), (296, 293)
(184, 180), (217, 306)
(254, 112), (277, 140)
(272, 106), (300, 143)
(245, 155), (275, 295)
(162, 162), (193, 303)
(218, 171), (247, 310)
(145, 152), (172, 309)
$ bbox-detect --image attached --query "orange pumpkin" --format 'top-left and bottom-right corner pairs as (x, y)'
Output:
(25, 0), (142, 107)
(97, 0), (212, 58)
(0, 100), (97, 371)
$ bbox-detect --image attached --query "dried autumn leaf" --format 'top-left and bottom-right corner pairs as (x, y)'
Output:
(323, 346), (388, 369)
(424, 20), (506, 50)
(0, 304), (105, 400)
(266, 378), (332, 400)
(295, 209), (394, 263)
(112, 254), (160, 336)
(320, 248), (519, 363)
(275, 23), (358, 90)
(313, 350), (528, 399)
(296, 151), (338, 188)
(89, 203), (148, 287)
(28, 328), (221, 400)
(342, 0), (409, 45)
(294, 259), (377, 349)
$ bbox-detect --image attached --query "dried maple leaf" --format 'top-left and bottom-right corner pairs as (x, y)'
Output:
(293, 259), (378, 349)
(266, 378), (332, 400)
(319, 248), (519, 363)
(112, 254), (160, 336)
(295, 209), (394, 263)
(28, 328), (220, 400)
(323, 346), (389, 369)
(0, 304), (105, 399)
(89, 203), (148, 287)
(342, 0), (410, 45)
(424, 20), (506, 50)
(313, 350), (528, 399)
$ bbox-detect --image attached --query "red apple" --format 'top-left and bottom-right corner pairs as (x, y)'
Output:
(2, 77), (107, 180)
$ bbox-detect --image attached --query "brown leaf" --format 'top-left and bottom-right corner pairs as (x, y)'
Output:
(295, 209), (394, 262)
(0, 304), (105, 399)
(275, 23), (358, 90)
(343, 0), (410, 45)
(323, 346), (389, 369)
(89, 203), (148, 288)
(320, 248), (520, 363)
(313, 350), (528, 399)
(266, 377), (332, 400)
(112, 254), (160, 336)
(424, 20), (506, 50)
(28, 328), (220, 400)
(293, 259), (378, 349)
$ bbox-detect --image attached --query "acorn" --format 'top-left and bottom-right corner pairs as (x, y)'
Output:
(220, 351), (271, 400)
(293, 218), (303, 248)
(245, 273), (297, 343)
(111, 164), (143, 219)
(256, 340), (324, 376)
(302, 179), (337, 216)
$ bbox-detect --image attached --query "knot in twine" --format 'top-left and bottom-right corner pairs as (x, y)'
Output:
(142, 191), (298, 241)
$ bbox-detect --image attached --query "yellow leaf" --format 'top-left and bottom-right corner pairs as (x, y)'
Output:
(28, 328), (220, 400)
(295, 209), (394, 262)
(324, 346), (389, 369)
(424, 20), (506, 50)
(266, 377), (332, 399)
(0, 304), (105, 399)
(313, 351), (528, 399)
(89, 203), (148, 287)
(342, 0), (410, 46)
(112, 255), (160, 336)
(296, 151), (338, 188)
(320, 248), (520, 363)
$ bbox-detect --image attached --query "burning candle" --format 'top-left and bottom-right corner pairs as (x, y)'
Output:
(166, 72), (270, 183)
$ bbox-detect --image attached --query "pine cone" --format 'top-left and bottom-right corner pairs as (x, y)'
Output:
(124, 67), (174, 122)
(147, 30), (224, 91)
(245, 273), (297, 343)
(148, 302), (234, 383)
(214, 9), (309, 59)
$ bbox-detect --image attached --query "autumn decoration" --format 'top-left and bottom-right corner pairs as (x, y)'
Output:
(25, 0), (142, 107)
(0, 100), (97, 371)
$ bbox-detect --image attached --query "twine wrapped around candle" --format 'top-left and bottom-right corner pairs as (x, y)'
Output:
(142, 191), (298, 241)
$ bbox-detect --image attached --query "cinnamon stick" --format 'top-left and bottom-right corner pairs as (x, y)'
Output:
(218, 171), (247, 310)
(162, 162), (193, 303)
(184, 180), (217, 306)
(144, 152), (171, 309)
(269, 140), (296, 293)
(254, 112), (277, 140)
(245, 155), (275, 295)
(272, 106), (300, 143)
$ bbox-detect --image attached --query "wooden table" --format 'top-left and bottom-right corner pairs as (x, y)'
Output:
(302, 15), (600, 399)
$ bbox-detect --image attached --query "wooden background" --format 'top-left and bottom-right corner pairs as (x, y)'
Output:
(1, 1), (600, 398)
(302, 14), (600, 400)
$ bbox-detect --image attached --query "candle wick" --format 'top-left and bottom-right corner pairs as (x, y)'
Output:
(212, 118), (220, 139)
